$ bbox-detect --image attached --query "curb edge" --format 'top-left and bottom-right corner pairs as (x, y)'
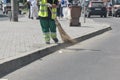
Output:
(0, 26), (112, 77)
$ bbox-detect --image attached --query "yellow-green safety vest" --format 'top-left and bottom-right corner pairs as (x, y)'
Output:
(38, 0), (57, 19)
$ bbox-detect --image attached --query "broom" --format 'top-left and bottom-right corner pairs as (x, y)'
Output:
(55, 19), (76, 43)
(48, 6), (76, 43)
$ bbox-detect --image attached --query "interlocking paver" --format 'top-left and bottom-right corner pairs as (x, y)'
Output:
(0, 15), (110, 61)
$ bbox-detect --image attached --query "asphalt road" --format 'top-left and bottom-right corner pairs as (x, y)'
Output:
(2, 16), (120, 80)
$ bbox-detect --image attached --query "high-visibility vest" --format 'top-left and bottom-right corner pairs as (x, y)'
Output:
(38, 0), (57, 19)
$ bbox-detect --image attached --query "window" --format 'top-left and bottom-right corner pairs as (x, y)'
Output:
(92, 2), (104, 7)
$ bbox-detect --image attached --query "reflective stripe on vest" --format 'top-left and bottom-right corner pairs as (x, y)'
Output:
(38, 0), (48, 17)
(51, 8), (57, 19)
(38, 0), (57, 19)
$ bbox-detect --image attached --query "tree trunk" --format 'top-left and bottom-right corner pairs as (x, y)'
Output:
(11, 0), (18, 22)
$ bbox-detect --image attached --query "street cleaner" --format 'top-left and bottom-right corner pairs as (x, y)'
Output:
(38, 0), (59, 44)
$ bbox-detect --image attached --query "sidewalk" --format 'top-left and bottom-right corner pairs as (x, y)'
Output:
(0, 15), (111, 77)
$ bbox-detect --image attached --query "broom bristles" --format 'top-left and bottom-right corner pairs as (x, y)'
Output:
(55, 19), (76, 43)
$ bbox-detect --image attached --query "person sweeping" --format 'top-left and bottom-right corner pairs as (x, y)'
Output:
(38, 0), (59, 44)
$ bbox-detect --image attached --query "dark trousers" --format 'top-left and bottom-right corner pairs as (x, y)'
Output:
(57, 5), (63, 17)
(27, 3), (30, 18)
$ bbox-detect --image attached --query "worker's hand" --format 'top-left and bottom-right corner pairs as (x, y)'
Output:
(46, 3), (52, 7)
(52, 4), (57, 8)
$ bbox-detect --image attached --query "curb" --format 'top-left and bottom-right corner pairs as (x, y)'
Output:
(0, 26), (112, 77)
(0, 15), (8, 18)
